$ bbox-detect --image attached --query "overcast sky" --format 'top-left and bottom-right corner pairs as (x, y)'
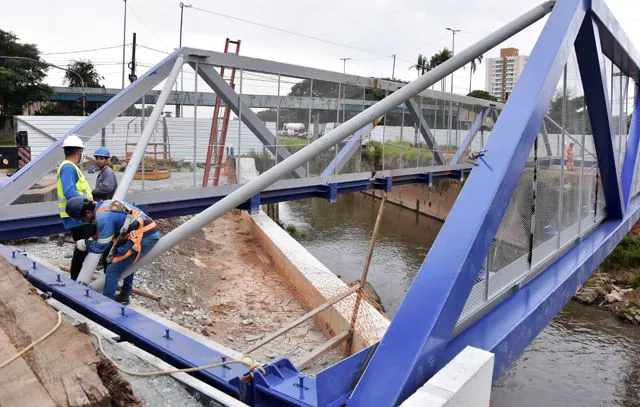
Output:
(2, 0), (639, 94)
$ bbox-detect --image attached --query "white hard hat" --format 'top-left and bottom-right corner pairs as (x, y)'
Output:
(62, 134), (84, 149)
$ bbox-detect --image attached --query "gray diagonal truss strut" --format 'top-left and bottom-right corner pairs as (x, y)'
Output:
(450, 107), (489, 164)
(190, 62), (306, 178)
(540, 120), (554, 156)
(405, 98), (446, 164)
(76, 55), (185, 284)
(91, 1), (554, 293)
(0, 50), (183, 207)
(321, 118), (380, 176)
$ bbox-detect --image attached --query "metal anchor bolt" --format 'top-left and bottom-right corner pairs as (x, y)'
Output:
(56, 274), (61, 282)
(164, 329), (171, 339)
(85, 289), (91, 298)
(12, 251), (16, 258)
(120, 307), (126, 316)
(32, 261), (37, 269)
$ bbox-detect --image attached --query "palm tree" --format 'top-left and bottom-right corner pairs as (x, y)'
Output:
(428, 48), (452, 91)
(409, 54), (429, 77)
(468, 55), (483, 93)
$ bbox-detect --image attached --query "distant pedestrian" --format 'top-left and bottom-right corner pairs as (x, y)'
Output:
(92, 147), (118, 201)
(565, 142), (575, 171)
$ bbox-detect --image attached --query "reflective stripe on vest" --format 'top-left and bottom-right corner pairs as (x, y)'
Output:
(56, 160), (93, 218)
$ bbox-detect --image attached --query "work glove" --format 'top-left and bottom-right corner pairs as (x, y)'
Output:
(76, 239), (87, 252)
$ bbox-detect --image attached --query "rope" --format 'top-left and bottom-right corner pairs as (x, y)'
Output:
(91, 332), (265, 377)
(0, 311), (63, 370)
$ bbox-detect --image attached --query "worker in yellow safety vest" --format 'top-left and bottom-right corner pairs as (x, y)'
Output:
(56, 134), (93, 280)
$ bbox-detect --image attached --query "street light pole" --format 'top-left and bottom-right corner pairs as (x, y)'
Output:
(0, 56), (86, 116)
(446, 27), (461, 94)
(392, 54), (396, 80)
(178, 2), (192, 118)
(122, 0), (127, 89)
(340, 57), (351, 74)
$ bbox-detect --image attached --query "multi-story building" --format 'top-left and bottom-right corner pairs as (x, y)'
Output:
(485, 48), (528, 102)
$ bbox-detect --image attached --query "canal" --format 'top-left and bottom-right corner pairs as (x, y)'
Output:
(279, 191), (640, 406)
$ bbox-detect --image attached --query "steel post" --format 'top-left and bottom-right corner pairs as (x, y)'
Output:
(92, 1), (555, 291)
(78, 55), (184, 285)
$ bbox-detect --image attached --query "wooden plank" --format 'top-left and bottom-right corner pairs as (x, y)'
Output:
(0, 327), (57, 407)
(0, 258), (111, 406)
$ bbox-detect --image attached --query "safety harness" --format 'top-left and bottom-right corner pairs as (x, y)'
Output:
(96, 200), (157, 264)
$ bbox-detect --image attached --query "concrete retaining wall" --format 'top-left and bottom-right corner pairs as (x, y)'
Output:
(401, 346), (494, 407)
(365, 179), (462, 221)
(242, 210), (389, 353)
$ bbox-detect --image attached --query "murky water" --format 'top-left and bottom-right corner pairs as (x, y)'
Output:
(279, 192), (640, 406)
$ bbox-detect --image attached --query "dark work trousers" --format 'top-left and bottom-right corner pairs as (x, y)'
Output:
(69, 223), (96, 280)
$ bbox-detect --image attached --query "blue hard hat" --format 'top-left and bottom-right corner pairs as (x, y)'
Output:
(66, 196), (90, 219)
(94, 147), (111, 158)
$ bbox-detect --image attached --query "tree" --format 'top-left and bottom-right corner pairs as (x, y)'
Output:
(468, 55), (483, 93)
(64, 59), (103, 88)
(0, 30), (51, 130)
(410, 54), (429, 77)
(467, 90), (498, 102)
(427, 48), (452, 91)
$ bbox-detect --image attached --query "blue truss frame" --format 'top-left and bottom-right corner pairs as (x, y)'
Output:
(450, 107), (488, 164)
(347, 0), (640, 405)
(4, 2), (640, 406)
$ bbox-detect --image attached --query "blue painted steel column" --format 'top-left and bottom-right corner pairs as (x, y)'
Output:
(575, 15), (625, 218)
(620, 86), (640, 207)
(450, 107), (487, 164)
(348, 1), (588, 405)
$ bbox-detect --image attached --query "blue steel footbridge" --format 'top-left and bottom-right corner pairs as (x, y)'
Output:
(1, 0), (640, 405)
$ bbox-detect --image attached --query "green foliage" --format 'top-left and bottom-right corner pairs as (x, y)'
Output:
(602, 235), (640, 270)
(631, 272), (640, 289)
(0, 30), (52, 130)
(467, 90), (498, 102)
(178, 246), (190, 256)
(361, 140), (433, 170)
(64, 59), (104, 88)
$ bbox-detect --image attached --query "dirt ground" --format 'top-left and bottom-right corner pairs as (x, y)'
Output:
(10, 210), (344, 375)
(140, 211), (344, 372)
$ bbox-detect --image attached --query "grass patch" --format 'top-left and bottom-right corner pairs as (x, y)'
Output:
(177, 246), (190, 256)
(631, 272), (640, 289)
(602, 235), (640, 270)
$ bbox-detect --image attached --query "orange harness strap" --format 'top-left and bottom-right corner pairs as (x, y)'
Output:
(96, 200), (157, 264)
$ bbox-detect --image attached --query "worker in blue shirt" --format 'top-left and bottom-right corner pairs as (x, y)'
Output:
(56, 135), (93, 280)
(65, 196), (161, 304)
(92, 147), (118, 201)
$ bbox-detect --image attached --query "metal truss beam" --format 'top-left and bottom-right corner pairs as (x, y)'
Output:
(405, 98), (446, 164)
(0, 51), (184, 207)
(0, 166), (471, 241)
(183, 48), (503, 109)
(576, 16), (625, 219)
(320, 119), (380, 176)
(621, 87), (640, 207)
(0, 50), (183, 207)
(102, 0), (547, 288)
(348, 1), (582, 405)
(192, 63), (306, 178)
(591, 0), (640, 84)
(450, 107), (487, 164)
(540, 120), (554, 156)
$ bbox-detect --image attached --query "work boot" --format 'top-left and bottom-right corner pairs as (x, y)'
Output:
(114, 292), (131, 305)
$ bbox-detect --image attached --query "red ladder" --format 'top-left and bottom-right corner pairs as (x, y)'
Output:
(202, 38), (241, 187)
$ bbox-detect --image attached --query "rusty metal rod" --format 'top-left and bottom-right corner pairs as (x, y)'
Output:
(346, 193), (387, 353)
